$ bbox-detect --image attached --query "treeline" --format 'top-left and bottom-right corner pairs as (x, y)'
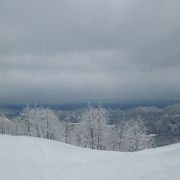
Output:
(0, 105), (153, 152)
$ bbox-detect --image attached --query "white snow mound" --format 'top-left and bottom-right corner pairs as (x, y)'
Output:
(0, 135), (180, 180)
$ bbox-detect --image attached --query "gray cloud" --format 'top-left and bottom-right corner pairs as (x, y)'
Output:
(0, 0), (180, 104)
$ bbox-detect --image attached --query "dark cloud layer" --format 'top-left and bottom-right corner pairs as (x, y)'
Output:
(0, 0), (180, 104)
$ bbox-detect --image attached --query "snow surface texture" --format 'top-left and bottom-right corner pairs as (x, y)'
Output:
(0, 135), (180, 180)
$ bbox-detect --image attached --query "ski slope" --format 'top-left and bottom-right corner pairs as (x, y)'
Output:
(0, 135), (180, 180)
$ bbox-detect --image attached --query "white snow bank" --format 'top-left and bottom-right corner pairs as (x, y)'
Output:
(0, 135), (180, 180)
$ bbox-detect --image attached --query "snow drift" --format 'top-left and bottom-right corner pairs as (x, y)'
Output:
(0, 135), (180, 180)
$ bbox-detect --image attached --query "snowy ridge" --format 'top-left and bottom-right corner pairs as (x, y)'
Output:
(0, 135), (180, 180)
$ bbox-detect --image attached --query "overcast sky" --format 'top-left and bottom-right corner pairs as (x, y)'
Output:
(0, 0), (180, 104)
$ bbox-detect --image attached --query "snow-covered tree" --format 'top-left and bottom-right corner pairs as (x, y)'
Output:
(110, 123), (125, 151)
(122, 116), (151, 151)
(18, 105), (33, 136)
(55, 113), (73, 143)
(73, 104), (110, 150)
(0, 115), (15, 135)
(18, 106), (62, 140)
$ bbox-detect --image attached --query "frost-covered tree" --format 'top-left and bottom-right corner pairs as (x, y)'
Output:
(110, 115), (152, 152)
(122, 116), (151, 151)
(95, 105), (110, 150)
(18, 106), (62, 140)
(73, 104), (110, 150)
(0, 115), (15, 135)
(62, 117), (73, 144)
(71, 122), (84, 147)
(110, 122), (125, 151)
(18, 105), (33, 136)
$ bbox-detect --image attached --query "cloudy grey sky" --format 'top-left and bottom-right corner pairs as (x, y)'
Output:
(0, 0), (180, 104)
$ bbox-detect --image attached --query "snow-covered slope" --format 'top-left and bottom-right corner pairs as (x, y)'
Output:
(0, 135), (180, 180)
